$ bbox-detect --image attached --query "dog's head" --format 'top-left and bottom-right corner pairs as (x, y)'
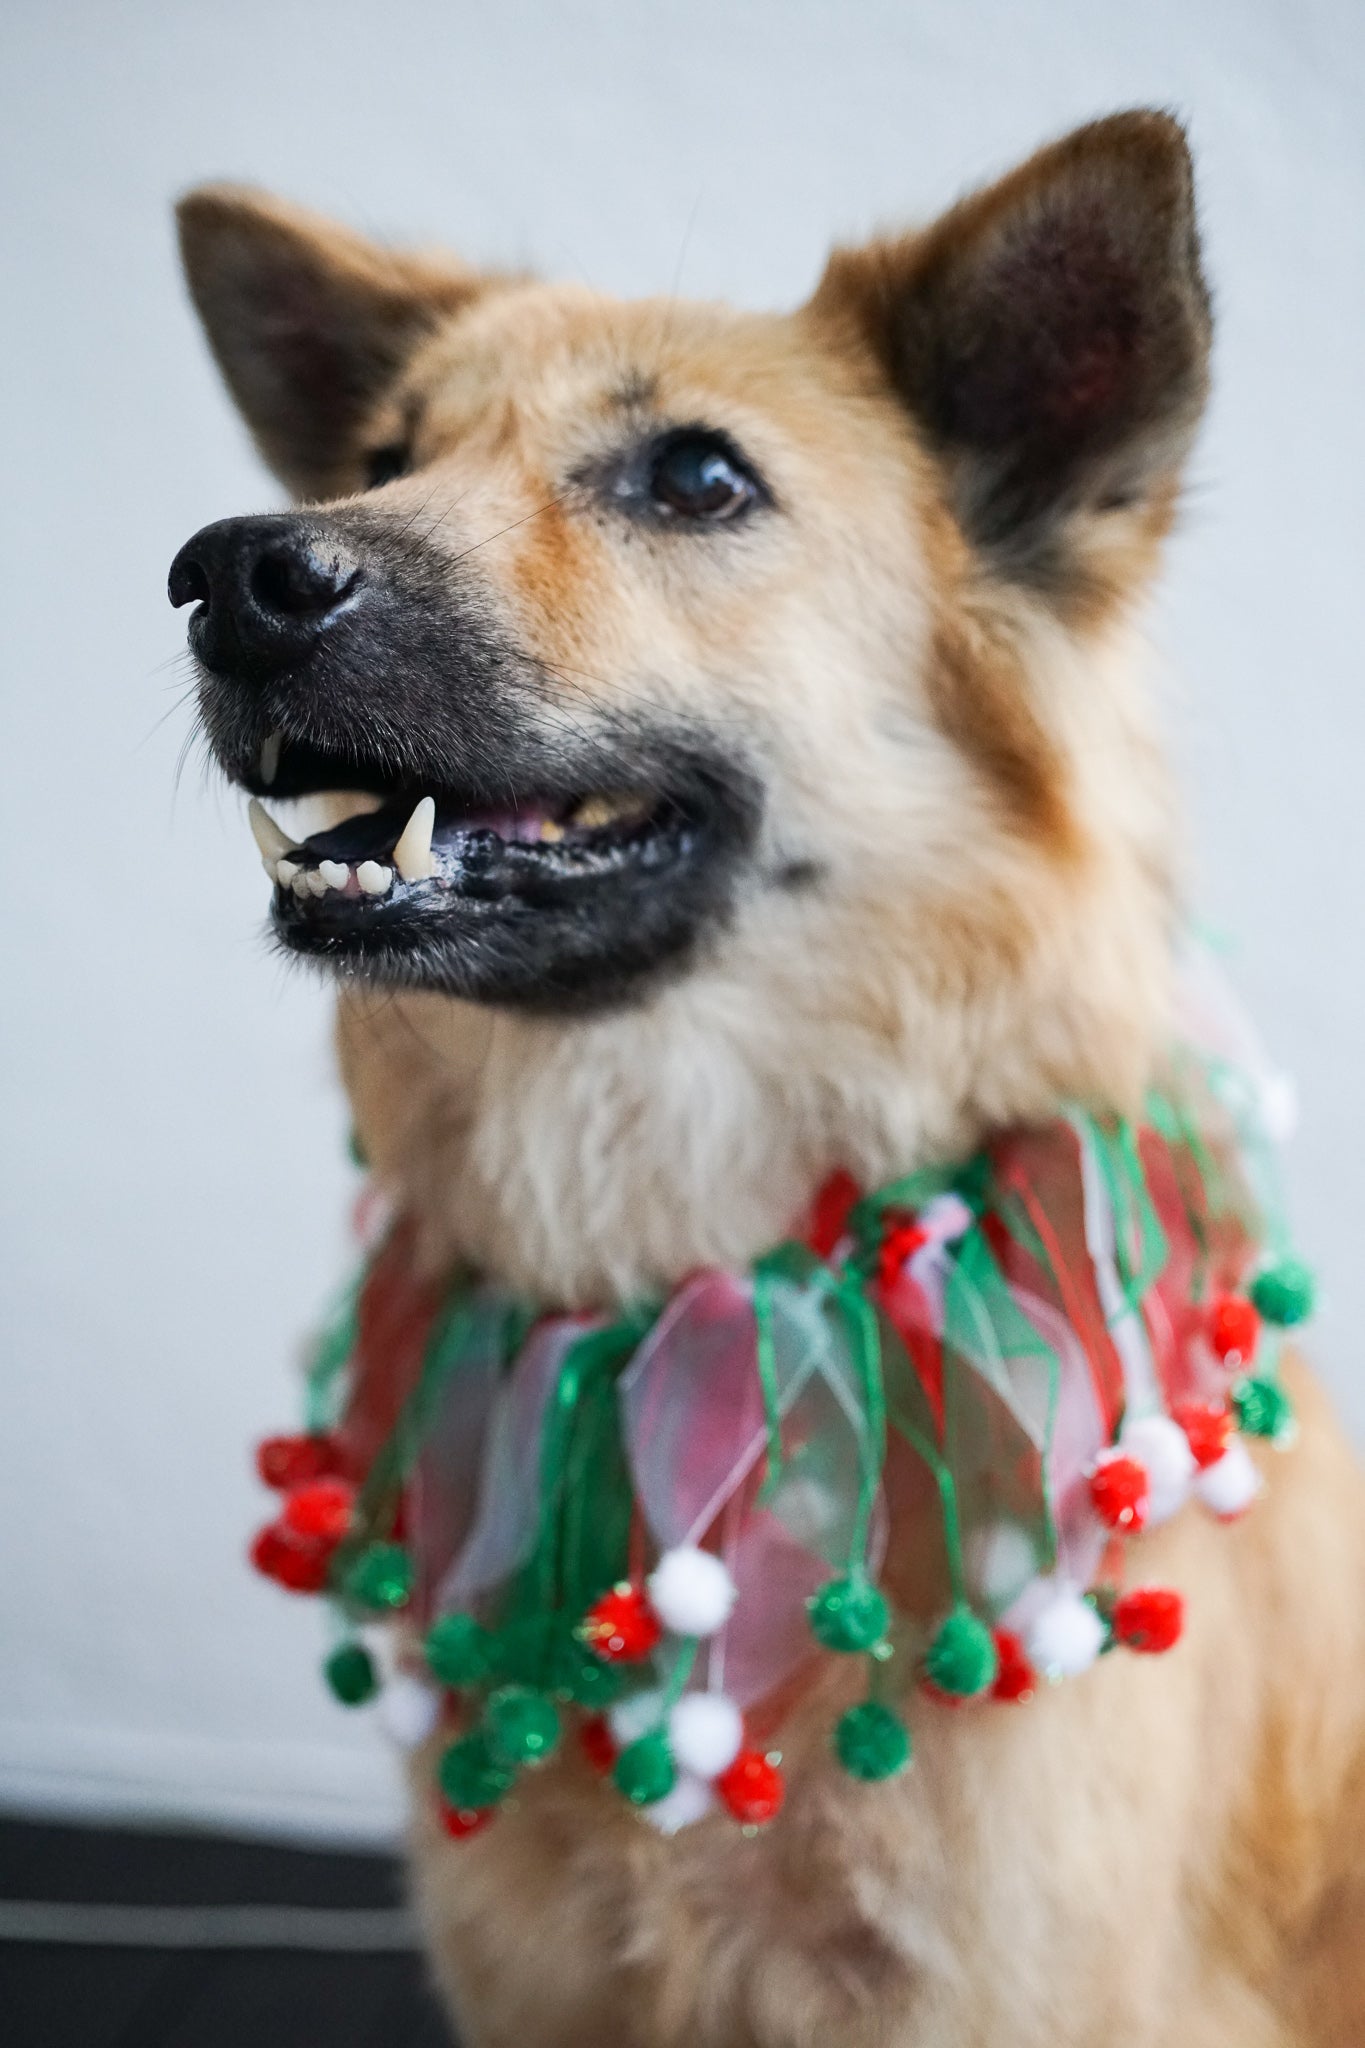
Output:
(172, 112), (1209, 1293)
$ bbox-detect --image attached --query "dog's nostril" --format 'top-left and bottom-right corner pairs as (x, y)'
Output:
(169, 516), (364, 678)
(167, 553), (211, 609)
(249, 543), (357, 623)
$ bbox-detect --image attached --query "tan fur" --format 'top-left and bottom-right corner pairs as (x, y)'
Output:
(179, 113), (1365, 2044)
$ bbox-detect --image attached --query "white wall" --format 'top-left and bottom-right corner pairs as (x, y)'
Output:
(2, 0), (1361, 1845)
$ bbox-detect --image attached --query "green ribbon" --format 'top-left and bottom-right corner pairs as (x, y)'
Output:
(1074, 1112), (1168, 1313)
(753, 1241), (887, 1572)
(831, 1273), (887, 1566)
(304, 1269), (365, 1435)
(335, 1283), (488, 1585)
(486, 1306), (653, 1691)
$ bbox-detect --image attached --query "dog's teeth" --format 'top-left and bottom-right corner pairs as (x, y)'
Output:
(248, 797), (298, 866)
(291, 869), (311, 898)
(318, 860), (349, 892)
(275, 858), (300, 888)
(568, 793), (642, 831)
(306, 869), (329, 897)
(538, 819), (565, 843)
(259, 732), (283, 786)
(393, 796), (436, 881)
(356, 861), (392, 896)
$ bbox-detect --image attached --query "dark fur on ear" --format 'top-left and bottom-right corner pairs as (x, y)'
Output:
(176, 187), (482, 498)
(812, 111), (1212, 611)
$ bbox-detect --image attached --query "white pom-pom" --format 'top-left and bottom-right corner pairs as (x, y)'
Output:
(1119, 1414), (1195, 1526)
(638, 1771), (715, 1835)
(608, 1687), (666, 1748)
(668, 1693), (744, 1781)
(377, 1671), (441, 1750)
(919, 1192), (974, 1244)
(1024, 1582), (1107, 1680)
(647, 1547), (737, 1639)
(1196, 1438), (1262, 1520)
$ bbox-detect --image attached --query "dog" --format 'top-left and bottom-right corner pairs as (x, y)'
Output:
(171, 112), (1365, 2047)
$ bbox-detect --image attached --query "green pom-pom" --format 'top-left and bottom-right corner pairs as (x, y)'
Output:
(425, 1613), (492, 1688)
(808, 1575), (890, 1654)
(485, 1686), (561, 1768)
(834, 1700), (911, 1781)
(347, 1127), (368, 1170)
(438, 1732), (516, 1812)
(1250, 1258), (1315, 1328)
(612, 1730), (675, 1807)
(324, 1641), (378, 1706)
(1234, 1375), (1297, 1444)
(924, 1608), (998, 1697)
(345, 1542), (414, 1611)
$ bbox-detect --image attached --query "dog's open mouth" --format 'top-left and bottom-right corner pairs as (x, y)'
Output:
(236, 727), (753, 1010)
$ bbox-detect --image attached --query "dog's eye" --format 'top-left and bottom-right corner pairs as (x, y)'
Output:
(648, 432), (759, 522)
(364, 444), (409, 490)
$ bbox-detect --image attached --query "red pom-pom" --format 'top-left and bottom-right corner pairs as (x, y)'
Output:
(806, 1169), (863, 1258)
(578, 1714), (617, 1775)
(878, 1216), (928, 1294)
(1088, 1453), (1150, 1532)
(990, 1629), (1037, 1703)
(716, 1749), (785, 1825)
(1173, 1402), (1233, 1471)
(281, 1478), (355, 1545)
(249, 1521), (331, 1594)
(582, 1584), (662, 1662)
(1113, 1586), (1184, 1654)
(1209, 1295), (1260, 1366)
(256, 1432), (342, 1491)
(249, 1523), (289, 1580)
(439, 1801), (495, 1841)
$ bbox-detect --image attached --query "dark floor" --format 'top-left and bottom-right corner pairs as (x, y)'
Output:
(0, 1818), (456, 2048)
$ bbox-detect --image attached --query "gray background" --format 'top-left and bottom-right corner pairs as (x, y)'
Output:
(2, 0), (1361, 1842)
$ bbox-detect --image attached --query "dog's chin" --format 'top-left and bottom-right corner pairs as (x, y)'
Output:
(233, 732), (761, 1014)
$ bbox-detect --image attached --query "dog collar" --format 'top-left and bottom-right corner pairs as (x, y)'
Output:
(248, 974), (1314, 1838)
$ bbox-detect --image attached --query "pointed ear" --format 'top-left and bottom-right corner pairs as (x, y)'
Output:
(176, 185), (481, 497)
(811, 111), (1211, 610)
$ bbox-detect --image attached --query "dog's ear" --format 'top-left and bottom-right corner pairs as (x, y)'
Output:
(810, 110), (1211, 613)
(176, 186), (480, 497)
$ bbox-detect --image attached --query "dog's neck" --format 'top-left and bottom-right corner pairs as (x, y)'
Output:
(337, 833), (1175, 1310)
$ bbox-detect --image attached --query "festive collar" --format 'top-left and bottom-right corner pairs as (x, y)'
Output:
(249, 965), (1315, 1838)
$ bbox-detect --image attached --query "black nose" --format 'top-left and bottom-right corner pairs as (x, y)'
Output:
(168, 514), (362, 679)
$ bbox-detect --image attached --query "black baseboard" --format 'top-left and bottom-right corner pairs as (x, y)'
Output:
(0, 1818), (454, 2048)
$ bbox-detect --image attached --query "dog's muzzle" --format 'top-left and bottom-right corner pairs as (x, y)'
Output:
(169, 510), (762, 1012)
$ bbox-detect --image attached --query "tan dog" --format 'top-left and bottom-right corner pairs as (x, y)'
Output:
(172, 112), (1365, 2047)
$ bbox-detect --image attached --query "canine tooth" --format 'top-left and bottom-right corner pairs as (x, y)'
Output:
(306, 869), (328, 897)
(275, 858), (300, 888)
(318, 860), (349, 891)
(393, 796), (436, 881)
(356, 861), (392, 895)
(248, 798), (298, 865)
(538, 819), (565, 843)
(259, 732), (283, 786)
